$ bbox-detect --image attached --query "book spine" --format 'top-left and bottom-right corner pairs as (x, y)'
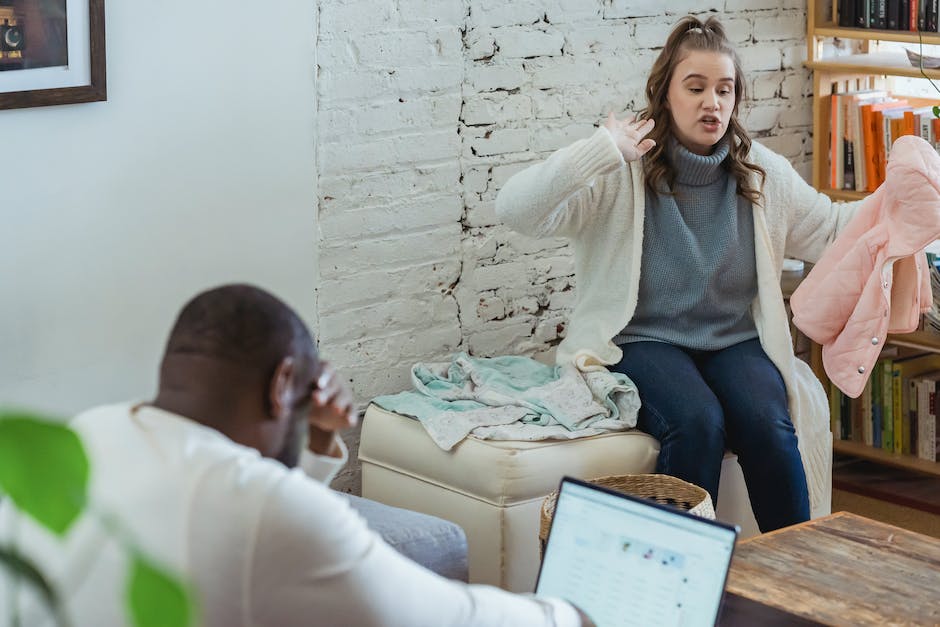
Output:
(875, 0), (889, 26)
(852, 100), (867, 190)
(873, 361), (883, 448)
(862, 105), (879, 192)
(857, 0), (870, 27)
(916, 380), (929, 459)
(862, 379), (874, 445)
(902, 374), (913, 454)
(909, 378), (918, 455)
(929, 381), (938, 462)
(843, 0), (859, 26)
(888, 0), (901, 27)
(841, 388), (852, 440)
(831, 94), (841, 188)
(883, 359), (894, 451)
(892, 365), (903, 454)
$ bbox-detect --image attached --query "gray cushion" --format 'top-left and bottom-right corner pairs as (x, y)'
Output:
(341, 493), (469, 582)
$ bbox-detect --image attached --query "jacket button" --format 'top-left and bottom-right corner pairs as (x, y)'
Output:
(883, 281), (889, 288)
(871, 337), (879, 345)
(857, 366), (866, 374)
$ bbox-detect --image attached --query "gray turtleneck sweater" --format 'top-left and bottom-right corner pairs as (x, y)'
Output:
(614, 138), (759, 350)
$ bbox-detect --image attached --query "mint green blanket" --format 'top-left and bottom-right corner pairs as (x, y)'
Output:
(372, 353), (640, 450)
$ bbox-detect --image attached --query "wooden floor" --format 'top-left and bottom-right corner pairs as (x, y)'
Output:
(833, 454), (940, 539)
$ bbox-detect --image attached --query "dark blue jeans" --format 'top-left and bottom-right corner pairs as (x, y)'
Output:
(610, 338), (810, 532)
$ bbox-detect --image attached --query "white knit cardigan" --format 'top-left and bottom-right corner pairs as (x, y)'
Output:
(496, 128), (860, 518)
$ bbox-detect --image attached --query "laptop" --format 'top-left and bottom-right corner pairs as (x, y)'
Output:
(535, 476), (739, 627)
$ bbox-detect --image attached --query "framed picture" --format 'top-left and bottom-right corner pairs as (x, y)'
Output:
(0, 0), (105, 110)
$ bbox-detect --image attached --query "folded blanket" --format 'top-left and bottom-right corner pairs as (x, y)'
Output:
(372, 352), (640, 450)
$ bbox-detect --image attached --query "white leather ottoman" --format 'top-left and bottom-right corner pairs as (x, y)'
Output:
(359, 404), (758, 592)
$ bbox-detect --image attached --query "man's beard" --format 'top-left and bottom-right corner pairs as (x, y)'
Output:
(275, 417), (307, 468)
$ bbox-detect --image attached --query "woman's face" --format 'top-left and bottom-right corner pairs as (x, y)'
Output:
(666, 50), (736, 156)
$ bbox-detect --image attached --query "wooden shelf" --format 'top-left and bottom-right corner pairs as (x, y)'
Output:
(833, 440), (940, 477)
(886, 330), (940, 353)
(821, 188), (868, 201)
(813, 26), (940, 46)
(807, 53), (940, 79)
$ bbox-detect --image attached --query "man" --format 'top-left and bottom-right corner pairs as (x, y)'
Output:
(0, 284), (590, 626)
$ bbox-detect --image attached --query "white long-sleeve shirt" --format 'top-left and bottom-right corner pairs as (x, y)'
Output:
(0, 403), (579, 626)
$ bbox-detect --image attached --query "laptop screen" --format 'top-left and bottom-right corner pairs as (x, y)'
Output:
(535, 477), (738, 627)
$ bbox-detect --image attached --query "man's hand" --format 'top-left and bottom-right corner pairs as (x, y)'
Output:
(307, 361), (358, 457)
(603, 111), (656, 162)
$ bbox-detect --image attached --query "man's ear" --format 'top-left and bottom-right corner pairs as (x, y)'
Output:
(268, 356), (295, 420)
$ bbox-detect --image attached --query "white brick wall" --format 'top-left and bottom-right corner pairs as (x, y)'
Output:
(316, 0), (815, 492)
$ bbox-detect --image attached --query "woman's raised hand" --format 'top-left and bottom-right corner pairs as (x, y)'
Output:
(603, 112), (656, 162)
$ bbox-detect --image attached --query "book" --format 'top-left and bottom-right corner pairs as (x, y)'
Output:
(831, 93), (843, 189)
(886, 353), (940, 453)
(907, 377), (918, 454)
(838, 90), (887, 190)
(831, 381), (843, 439)
(873, 360), (884, 448)
(841, 386), (853, 440)
(843, 0), (860, 26)
(864, 100), (907, 187)
(882, 358), (894, 452)
(861, 379), (874, 445)
(913, 374), (939, 461)
(874, 0), (889, 26)
(857, 0), (871, 27)
(888, 0), (901, 27)
(892, 363), (902, 454)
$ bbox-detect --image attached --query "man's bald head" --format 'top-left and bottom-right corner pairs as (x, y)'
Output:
(162, 284), (316, 383)
(154, 284), (319, 466)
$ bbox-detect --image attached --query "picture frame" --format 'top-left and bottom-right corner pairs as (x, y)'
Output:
(0, 0), (105, 110)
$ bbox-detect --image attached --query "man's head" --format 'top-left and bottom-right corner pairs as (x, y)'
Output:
(154, 284), (318, 467)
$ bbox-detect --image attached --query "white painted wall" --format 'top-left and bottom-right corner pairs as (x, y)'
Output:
(0, 0), (318, 416)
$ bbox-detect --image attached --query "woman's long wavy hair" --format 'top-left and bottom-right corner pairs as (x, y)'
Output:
(638, 15), (766, 204)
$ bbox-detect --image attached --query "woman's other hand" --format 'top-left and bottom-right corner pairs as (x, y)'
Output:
(603, 112), (656, 162)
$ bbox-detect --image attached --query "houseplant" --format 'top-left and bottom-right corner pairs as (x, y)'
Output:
(0, 411), (194, 627)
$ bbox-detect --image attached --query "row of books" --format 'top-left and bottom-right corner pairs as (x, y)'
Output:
(829, 89), (940, 191)
(838, 0), (940, 31)
(831, 352), (940, 461)
(924, 252), (940, 334)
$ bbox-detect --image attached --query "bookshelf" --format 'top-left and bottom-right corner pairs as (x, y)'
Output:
(807, 0), (940, 197)
(805, 0), (940, 478)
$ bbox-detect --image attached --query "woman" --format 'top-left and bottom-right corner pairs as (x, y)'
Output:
(496, 15), (858, 532)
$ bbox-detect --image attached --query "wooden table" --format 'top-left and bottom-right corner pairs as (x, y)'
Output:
(726, 511), (940, 626)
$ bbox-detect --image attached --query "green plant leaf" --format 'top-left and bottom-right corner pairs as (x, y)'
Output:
(934, 105), (940, 119)
(126, 554), (194, 627)
(0, 413), (88, 535)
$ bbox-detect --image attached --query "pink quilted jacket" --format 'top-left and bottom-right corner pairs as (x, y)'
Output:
(791, 135), (940, 398)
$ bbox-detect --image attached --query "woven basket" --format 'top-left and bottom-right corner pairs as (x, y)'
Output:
(538, 474), (715, 558)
